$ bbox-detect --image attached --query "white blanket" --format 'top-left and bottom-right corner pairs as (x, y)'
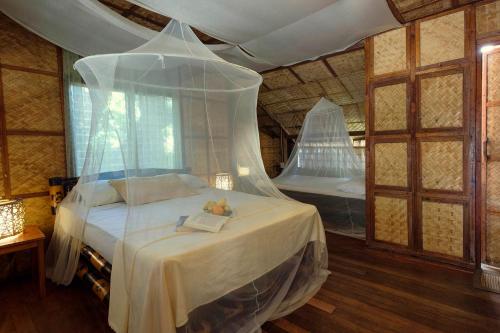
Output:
(274, 175), (366, 199)
(59, 188), (325, 333)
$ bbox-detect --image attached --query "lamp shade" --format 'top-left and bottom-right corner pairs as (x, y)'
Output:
(215, 173), (233, 190)
(0, 199), (25, 240)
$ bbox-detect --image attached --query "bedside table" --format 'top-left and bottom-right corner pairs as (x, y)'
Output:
(0, 226), (46, 297)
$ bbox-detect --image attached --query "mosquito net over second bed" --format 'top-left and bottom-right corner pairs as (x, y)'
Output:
(274, 98), (365, 197)
(45, 19), (328, 333)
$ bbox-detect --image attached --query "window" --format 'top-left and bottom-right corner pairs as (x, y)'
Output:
(68, 84), (183, 176)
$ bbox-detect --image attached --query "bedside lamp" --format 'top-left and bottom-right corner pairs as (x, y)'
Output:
(0, 199), (25, 240)
(215, 173), (233, 190)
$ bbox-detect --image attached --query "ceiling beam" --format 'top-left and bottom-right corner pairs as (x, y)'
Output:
(385, 0), (405, 24)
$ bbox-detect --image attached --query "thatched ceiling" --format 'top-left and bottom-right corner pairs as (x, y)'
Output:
(388, 0), (480, 22)
(257, 47), (366, 138)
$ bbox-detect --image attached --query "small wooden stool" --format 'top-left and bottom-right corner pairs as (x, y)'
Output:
(0, 226), (46, 297)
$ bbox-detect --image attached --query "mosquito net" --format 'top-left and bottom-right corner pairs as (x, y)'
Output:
(46, 20), (328, 333)
(275, 97), (364, 182)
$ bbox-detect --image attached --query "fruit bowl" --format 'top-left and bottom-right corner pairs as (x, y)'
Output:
(203, 198), (232, 216)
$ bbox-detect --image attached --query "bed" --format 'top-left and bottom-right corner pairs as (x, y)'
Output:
(54, 184), (329, 333)
(273, 175), (366, 238)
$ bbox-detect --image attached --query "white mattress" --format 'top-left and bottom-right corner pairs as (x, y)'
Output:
(57, 186), (327, 332)
(82, 187), (276, 263)
(273, 175), (365, 200)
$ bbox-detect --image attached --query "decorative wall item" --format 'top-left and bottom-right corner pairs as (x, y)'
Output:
(0, 13), (65, 278)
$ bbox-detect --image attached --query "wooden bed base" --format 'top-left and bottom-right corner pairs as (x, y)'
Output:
(281, 189), (366, 239)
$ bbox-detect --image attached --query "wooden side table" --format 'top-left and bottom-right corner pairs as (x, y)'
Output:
(0, 226), (46, 297)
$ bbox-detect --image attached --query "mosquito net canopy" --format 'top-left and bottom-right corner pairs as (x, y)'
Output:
(46, 20), (328, 333)
(275, 97), (364, 183)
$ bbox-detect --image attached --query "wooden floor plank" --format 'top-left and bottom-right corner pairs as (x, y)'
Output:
(1, 233), (500, 332)
(306, 297), (336, 314)
(272, 318), (310, 333)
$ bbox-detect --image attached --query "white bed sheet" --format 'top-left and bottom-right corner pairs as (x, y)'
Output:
(82, 187), (261, 263)
(58, 187), (327, 332)
(273, 175), (365, 200)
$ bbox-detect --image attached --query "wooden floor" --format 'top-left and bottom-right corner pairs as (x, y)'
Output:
(2, 233), (500, 333)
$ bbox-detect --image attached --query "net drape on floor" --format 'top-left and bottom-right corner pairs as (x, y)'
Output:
(46, 20), (328, 333)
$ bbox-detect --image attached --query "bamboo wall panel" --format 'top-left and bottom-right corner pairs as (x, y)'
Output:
(374, 142), (408, 187)
(0, 13), (58, 73)
(367, 8), (473, 267)
(487, 162), (500, 212)
(8, 135), (65, 195)
(487, 106), (500, 156)
(422, 201), (464, 257)
(488, 53), (500, 102)
(419, 72), (463, 129)
(2, 69), (63, 132)
(486, 213), (500, 265)
(420, 141), (463, 191)
(419, 11), (465, 66)
(0, 14), (66, 280)
(23, 196), (53, 235)
(259, 131), (281, 178)
(374, 83), (407, 131)
(183, 138), (208, 177)
(373, 28), (407, 76)
(374, 196), (408, 246)
(476, 1), (500, 38)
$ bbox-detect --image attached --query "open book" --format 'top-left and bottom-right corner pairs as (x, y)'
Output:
(179, 212), (230, 233)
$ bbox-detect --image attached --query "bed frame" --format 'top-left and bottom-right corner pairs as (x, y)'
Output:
(281, 189), (366, 239)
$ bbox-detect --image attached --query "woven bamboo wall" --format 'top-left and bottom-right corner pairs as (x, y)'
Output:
(374, 195), (408, 246)
(418, 11), (465, 66)
(420, 141), (464, 191)
(419, 72), (464, 129)
(476, 0), (500, 39)
(373, 27), (407, 76)
(374, 142), (408, 187)
(0, 14), (66, 279)
(367, 7), (474, 265)
(373, 82), (407, 131)
(422, 201), (464, 258)
(485, 48), (500, 266)
(260, 131), (281, 178)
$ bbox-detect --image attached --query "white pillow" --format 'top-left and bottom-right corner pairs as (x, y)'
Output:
(337, 178), (365, 195)
(77, 180), (124, 207)
(178, 174), (209, 189)
(109, 173), (198, 205)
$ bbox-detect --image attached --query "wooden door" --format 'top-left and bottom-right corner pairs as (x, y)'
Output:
(482, 47), (500, 267)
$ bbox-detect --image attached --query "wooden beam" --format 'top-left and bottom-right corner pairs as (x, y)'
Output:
(288, 67), (306, 84)
(386, 0), (406, 24)
(121, 5), (139, 18)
